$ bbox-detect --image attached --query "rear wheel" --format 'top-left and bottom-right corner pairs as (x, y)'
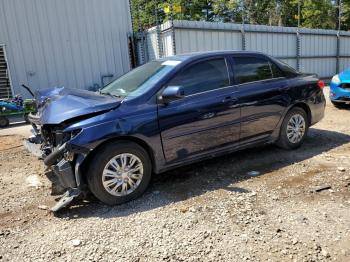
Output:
(277, 107), (309, 149)
(87, 141), (152, 205)
(0, 116), (9, 128)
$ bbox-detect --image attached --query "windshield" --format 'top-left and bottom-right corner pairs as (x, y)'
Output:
(100, 60), (181, 98)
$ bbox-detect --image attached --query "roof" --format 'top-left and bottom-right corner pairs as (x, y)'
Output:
(159, 50), (268, 62)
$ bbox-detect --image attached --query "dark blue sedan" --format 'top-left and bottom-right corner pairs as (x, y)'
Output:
(27, 51), (326, 210)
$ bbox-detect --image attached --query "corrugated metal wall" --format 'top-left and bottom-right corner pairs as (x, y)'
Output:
(0, 0), (132, 97)
(144, 20), (350, 78)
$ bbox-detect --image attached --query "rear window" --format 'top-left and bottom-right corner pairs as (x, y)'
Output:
(270, 62), (285, 78)
(274, 59), (299, 78)
(233, 57), (272, 84)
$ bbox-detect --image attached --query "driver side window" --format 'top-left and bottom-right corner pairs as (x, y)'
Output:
(167, 58), (230, 96)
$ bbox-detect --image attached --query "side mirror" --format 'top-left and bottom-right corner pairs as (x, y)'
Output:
(159, 86), (185, 104)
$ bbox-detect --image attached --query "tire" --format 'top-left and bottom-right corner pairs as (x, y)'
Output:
(0, 116), (9, 128)
(87, 141), (152, 205)
(24, 113), (30, 123)
(277, 107), (309, 150)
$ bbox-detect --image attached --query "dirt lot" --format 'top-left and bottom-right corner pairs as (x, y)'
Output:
(0, 88), (349, 261)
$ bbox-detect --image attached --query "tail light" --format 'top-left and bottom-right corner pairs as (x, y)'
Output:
(317, 80), (325, 89)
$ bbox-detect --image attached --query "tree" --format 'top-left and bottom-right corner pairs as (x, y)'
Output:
(341, 0), (350, 30)
(130, 0), (346, 32)
(301, 0), (336, 29)
(211, 0), (242, 23)
(279, 0), (299, 27)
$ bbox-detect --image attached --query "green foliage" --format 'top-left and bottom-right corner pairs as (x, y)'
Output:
(301, 0), (336, 29)
(130, 0), (350, 31)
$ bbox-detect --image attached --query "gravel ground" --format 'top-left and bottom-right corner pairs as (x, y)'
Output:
(0, 88), (349, 261)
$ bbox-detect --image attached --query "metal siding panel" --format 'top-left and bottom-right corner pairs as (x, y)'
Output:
(300, 58), (335, 77)
(280, 59), (297, 70)
(146, 30), (158, 60)
(0, 0), (132, 96)
(0, 0), (28, 95)
(24, 0), (49, 89)
(301, 34), (337, 56)
(55, 0), (78, 90)
(35, 0), (60, 87)
(340, 58), (350, 71)
(340, 36), (350, 55)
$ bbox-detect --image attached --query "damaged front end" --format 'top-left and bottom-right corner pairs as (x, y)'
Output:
(25, 120), (89, 211)
(24, 87), (122, 211)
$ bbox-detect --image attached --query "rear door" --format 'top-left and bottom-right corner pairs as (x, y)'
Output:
(232, 55), (289, 143)
(157, 57), (240, 163)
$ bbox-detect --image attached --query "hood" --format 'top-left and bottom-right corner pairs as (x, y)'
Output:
(34, 87), (122, 125)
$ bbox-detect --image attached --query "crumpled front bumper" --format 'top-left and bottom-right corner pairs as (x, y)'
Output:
(24, 128), (88, 211)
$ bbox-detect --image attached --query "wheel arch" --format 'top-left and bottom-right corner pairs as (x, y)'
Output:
(289, 102), (312, 126)
(80, 135), (157, 181)
(272, 102), (311, 141)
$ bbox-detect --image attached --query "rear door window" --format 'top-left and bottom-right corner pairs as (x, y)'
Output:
(167, 58), (230, 96)
(270, 61), (285, 78)
(232, 56), (273, 84)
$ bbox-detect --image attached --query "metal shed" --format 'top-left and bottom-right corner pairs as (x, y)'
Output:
(0, 0), (133, 98)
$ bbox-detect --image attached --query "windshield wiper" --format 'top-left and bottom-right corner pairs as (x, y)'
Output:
(99, 90), (122, 98)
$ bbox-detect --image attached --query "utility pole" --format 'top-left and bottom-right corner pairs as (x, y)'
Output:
(336, 0), (341, 73)
(336, 0), (341, 31)
(297, 0), (300, 28)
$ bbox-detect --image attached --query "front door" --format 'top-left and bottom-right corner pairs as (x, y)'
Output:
(157, 57), (240, 163)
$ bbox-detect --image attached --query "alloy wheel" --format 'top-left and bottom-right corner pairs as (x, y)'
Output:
(286, 114), (306, 144)
(102, 153), (144, 196)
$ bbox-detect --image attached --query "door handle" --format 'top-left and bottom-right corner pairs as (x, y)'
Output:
(202, 112), (215, 119)
(222, 96), (238, 103)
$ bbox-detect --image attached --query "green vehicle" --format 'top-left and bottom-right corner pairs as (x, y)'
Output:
(0, 85), (37, 128)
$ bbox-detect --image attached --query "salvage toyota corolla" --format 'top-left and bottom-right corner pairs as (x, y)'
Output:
(26, 51), (326, 211)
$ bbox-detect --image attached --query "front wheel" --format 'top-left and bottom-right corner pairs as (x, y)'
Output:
(277, 107), (309, 150)
(87, 141), (152, 205)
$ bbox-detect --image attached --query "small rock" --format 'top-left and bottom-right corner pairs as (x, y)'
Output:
(25, 175), (43, 188)
(281, 249), (288, 255)
(272, 195), (279, 201)
(249, 192), (257, 197)
(38, 205), (48, 210)
(71, 239), (81, 247)
(189, 207), (197, 213)
(321, 249), (330, 258)
(337, 167), (346, 172)
(311, 185), (332, 193)
(179, 207), (188, 213)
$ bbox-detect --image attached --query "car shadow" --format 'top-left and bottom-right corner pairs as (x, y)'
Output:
(54, 127), (350, 219)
